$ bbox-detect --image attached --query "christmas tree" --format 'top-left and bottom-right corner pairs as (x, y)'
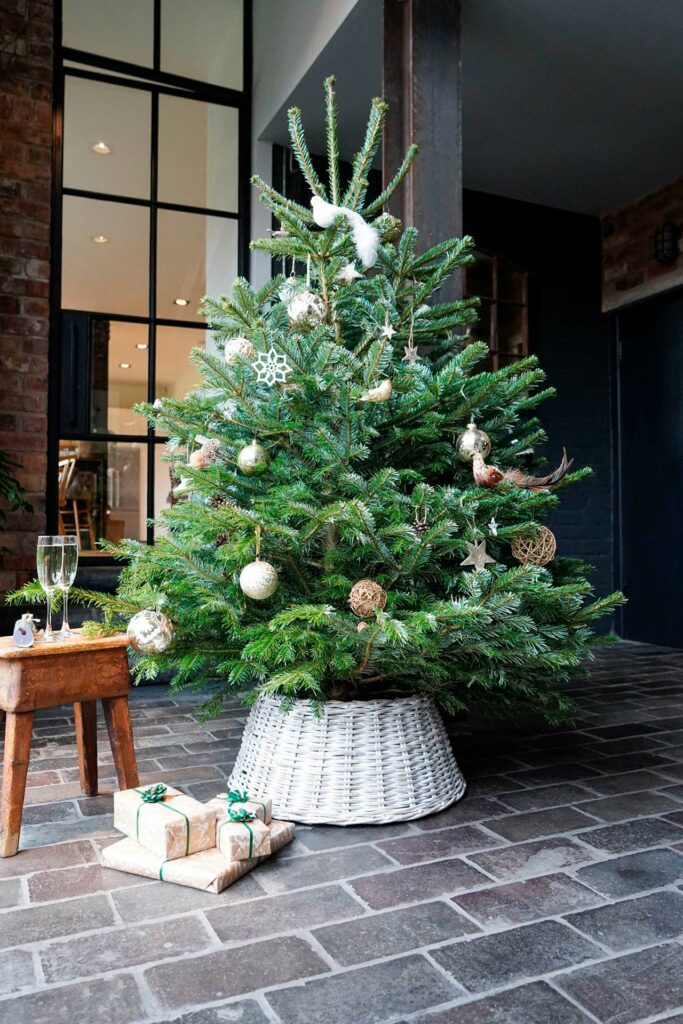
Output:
(27, 80), (623, 722)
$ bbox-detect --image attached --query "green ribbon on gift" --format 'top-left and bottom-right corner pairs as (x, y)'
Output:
(134, 786), (191, 857)
(219, 807), (256, 858)
(225, 789), (267, 822)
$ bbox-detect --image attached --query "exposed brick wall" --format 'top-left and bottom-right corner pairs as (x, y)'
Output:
(602, 177), (683, 312)
(0, 0), (53, 594)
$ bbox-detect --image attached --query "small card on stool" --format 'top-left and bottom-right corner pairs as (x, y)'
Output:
(101, 837), (252, 893)
(114, 783), (216, 861)
(212, 789), (272, 824)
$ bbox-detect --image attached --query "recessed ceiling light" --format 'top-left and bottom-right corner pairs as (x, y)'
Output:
(92, 234), (109, 244)
(135, 343), (148, 350)
(119, 362), (131, 369)
(91, 141), (111, 155)
(174, 297), (189, 306)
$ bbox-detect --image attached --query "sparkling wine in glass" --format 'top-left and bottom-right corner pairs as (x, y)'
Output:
(57, 536), (78, 639)
(36, 536), (63, 642)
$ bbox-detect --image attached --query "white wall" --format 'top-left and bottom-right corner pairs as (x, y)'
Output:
(250, 0), (362, 285)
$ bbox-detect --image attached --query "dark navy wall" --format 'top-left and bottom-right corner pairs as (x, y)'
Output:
(463, 190), (616, 610)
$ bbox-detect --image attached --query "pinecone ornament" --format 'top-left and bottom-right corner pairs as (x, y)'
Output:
(412, 509), (429, 538)
(214, 532), (230, 548)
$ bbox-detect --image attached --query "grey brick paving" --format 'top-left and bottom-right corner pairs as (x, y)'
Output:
(1, 641), (683, 1023)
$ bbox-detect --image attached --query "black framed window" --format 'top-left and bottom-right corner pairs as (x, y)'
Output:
(50, 0), (251, 558)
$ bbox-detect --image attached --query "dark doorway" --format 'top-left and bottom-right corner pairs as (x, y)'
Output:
(617, 289), (683, 646)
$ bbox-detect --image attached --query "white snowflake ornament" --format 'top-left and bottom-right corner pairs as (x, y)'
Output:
(253, 347), (292, 386)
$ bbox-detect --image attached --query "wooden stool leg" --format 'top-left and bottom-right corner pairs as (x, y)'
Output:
(0, 711), (34, 857)
(102, 696), (139, 790)
(74, 700), (98, 796)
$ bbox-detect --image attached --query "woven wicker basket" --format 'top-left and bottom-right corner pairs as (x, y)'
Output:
(228, 694), (466, 825)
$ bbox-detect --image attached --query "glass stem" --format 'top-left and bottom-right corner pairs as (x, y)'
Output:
(45, 590), (54, 638)
(62, 587), (70, 634)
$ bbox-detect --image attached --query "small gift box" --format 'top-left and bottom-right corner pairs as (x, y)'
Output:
(214, 788), (272, 825)
(264, 818), (295, 858)
(215, 808), (271, 862)
(114, 783), (216, 861)
(101, 837), (254, 893)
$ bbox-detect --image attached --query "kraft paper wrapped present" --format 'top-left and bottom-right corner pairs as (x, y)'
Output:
(214, 788), (273, 824)
(114, 783), (217, 861)
(101, 837), (254, 893)
(265, 818), (295, 857)
(215, 808), (271, 862)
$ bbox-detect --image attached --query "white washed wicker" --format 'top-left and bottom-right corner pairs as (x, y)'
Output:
(228, 694), (466, 825)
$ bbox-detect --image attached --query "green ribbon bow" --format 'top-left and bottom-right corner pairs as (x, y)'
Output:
(140, 783), (168, 803)
(229, 808), (256, 823)
(134, 786), (190, 856)
(227, 789), (249, 804)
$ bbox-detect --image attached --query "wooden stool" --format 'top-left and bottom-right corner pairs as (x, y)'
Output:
(0, 631), (139, 857)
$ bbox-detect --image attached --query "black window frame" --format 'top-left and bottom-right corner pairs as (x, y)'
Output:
(48, 0), (252, 561)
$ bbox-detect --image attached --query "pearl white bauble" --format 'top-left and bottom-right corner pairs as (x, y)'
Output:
(224, 337), (255, 363)
(287, 290), (326, 327)
(239, 559), (279, 600)
(127, 610), (174, 654)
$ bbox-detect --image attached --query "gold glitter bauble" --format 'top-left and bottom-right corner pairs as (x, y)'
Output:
(127, 610), (174, 654)
(511, 525), (557, 566)
(348, 579), (387, 617)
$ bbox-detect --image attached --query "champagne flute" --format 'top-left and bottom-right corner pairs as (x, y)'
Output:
(36, 536), (63, 642)
(57, 536), (78, 639)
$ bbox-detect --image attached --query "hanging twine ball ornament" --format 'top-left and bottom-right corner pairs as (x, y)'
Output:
(455, 420), (492, 464)
(189, 438), (221, 469)
(511, 525), (557, 566)
(348, 579), (387, 617)
(127, 610), (174, 654)
(237, 440), (270, 476)
(223, 337), (255, 363)
(287, 289), (326, 328)
(239, 559), (279, 600)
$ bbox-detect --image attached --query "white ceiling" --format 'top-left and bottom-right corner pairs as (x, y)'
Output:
(259, 0), (683, 216)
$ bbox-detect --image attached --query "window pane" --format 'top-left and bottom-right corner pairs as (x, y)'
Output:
(158, 95), (239, 211)
(155, 326), (209, 401)
(160, 0), (243, 89)
(64, 77), (151, 199)
(90, 320), (149, 435)
(57, 439), (148, 552)
(156, 210), (238, 321)
(62, 196), (149, 316)
(63, 0), (154, 67)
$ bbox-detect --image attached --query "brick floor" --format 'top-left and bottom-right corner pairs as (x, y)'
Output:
(0, 640), (682, 1023)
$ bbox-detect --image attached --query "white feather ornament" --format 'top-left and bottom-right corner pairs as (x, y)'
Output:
(310, 196), (380, 269)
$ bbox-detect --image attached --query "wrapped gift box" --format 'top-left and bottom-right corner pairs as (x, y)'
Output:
(101, 837), (253, 893)
(114, 784), (216, 861)
(213, 789), (272, 825)
(216, 813), (271, 862)
(265, 818), (295, 857)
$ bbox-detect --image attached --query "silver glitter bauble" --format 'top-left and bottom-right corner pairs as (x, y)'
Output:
(239, 559), (279, 600)
(127, 610), (174, 654)
(455, 420), (492, 463)
(223, 337), (255, 363)
(237, 441), (270, 476)
(287, 289), (326, 327)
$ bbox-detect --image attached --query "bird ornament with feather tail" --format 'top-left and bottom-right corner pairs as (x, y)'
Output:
(472, 448), (573, 490)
